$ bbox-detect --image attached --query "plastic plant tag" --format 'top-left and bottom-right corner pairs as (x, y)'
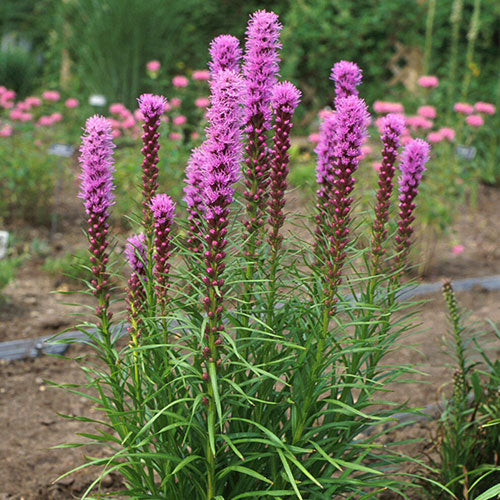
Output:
(0, 230), (9, 259)
(89, 94), (107, 107)
(48, 143), (75, 157)
(455, 145), (477, 161)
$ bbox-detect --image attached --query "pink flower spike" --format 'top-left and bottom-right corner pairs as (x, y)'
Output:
(465, 114), (484, 127)
(417, 75), (439, 88)
(454, 102), (474, 115)
(172, 75), (189, 88)
(330, 60), (362, 104)
(65, 98), (79, 109)
(209, 35), (242, 75)
(452, 244), (465, 255)
(474, 102), (495, 115)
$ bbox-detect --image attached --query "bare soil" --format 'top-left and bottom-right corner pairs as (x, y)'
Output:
(1, 171), (499, 498)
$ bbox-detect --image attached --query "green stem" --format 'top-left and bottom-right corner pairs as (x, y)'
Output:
(461, 0), (482, 101)
(423, 0), (437, 75)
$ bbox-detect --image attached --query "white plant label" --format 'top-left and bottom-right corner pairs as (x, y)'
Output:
(49, 143), (75, 157)
(455, 145), (477, 161)
(0, 230), (9, 259)
(89, 94), (107, 107)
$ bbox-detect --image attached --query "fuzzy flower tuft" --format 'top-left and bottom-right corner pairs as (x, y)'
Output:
(151, 193), (176, 225)
(271, 81), (301, 114)
(125, 233), (147, 276)
(243, 9), (282, 128)
(138, 93), (167, 118)
(78, 115), (116, 216)
(209, 35), (242, 75)
(330, 60), (362, 103)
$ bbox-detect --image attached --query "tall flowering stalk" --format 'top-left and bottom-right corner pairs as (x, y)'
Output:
(138, 93), (167, 228)
(209, 35), (242, 75)
(198, 69), (244, 498)
(330, 60), (362, 107)
(242, 10), (282, 257)
(78, 115), (115, 326)
(150, 194), (176, 314)
(316, 95), (369, 316)
(371, 113), (405, 272)
(394, 138), (430, 272)
(268, 82), (301, 255)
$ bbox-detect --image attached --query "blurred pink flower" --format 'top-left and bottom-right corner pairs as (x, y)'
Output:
(50, 112), (63, 123)
(465, 114), (484, 127)
(427, 131), (444, 143)
(121, 116), (135, 129)
(2, 89), (16, 100)
(169, 132), (182, 141)
(417, 75), (439, 88)
(25, 96), (41, 107)
(109, 103), (127, 114)
(401, 134), (413, 145)
(36, 115), (54, 126)
(0, 86), (6, 95)
(146, 60), (161, 72)
(360, 144), (373, 159)
(172, 75), (189, 88)
(1, 97), (14, 109)
(112, 129), (122, 138)
(439, 127), (456, 141)
(454, 102), (474, 115)
(173, 115), (187, 126)
(133, 109), (144, 121)
(452, 244), (465, 255)
(406, 115), (433, 130)
(0, 124), (13, 137)
(372, 161), (382, 171)
(418, 105), (436, 119)
(308, 132), (320, 143)
(191, 131), (200, 140)
(16, 102), (30, 111)
(373, 101), (404, 114)
(192, 69), (210, 81)
(170, 97), (182, 108)
(42, 90), (60, 102)
(195, 97), (210, 108)
(65, 98), (79, 109)
(10, 109), (24, 121)
(318, 108), (333, 119)
(474, 102), (496, 115)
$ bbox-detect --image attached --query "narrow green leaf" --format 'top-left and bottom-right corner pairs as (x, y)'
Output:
(277, 449), (303, 500)
(217, 465), (273, 484)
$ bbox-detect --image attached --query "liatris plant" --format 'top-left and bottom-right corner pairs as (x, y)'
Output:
(394, 138), (430, 272)
(78, 115), (115, 327)
(432, 280), (500, 499)
(62, 12), (435, 499)
(371, 113), (405, 272)
(330, 59), (362, 107)
(242, 10), (282, 258)
(138, 93), (167, 227)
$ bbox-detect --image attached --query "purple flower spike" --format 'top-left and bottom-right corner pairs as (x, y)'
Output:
(138, 93), (168, 227)
(315, 95), (369, 315)
(330, 61), (362, 106)
(268, 82), (301, 252)
(184, 146), (206, 255)
(209, 35), (242, 75)
(78, 115), (115, 321)
(125, 233), (147, 339)
(199, 69), (245, 371)
(150, 194), (176, 311)
(242, 10), (282, 255)
(395, 138), (430, 270)
(372, 113), (405, 271)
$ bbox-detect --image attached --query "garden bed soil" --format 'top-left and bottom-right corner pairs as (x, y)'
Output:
(1, 164), (500, 498)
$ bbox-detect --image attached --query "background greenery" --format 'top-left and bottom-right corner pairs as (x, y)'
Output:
(1, 0), (498, 110)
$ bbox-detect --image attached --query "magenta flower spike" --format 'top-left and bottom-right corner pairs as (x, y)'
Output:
(242, 10), (282, 254)
(268, 81), (301, 252)
(150, 194), (176, 311)
(199, 69), (245, 368)
(315, 95), (369, 315)
(209, 35), (242, 75)
(138, 93), (167, 227)
(78, 115), (116, 321)
(371, 113), (405, 271)
(330, 61), (362, 107)
(125, 233), (147, 338)
(394, 138), (430, 270)
(183, 146), (207, 255)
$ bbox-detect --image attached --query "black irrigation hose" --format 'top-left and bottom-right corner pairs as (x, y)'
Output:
(2, 274), (500, 362)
